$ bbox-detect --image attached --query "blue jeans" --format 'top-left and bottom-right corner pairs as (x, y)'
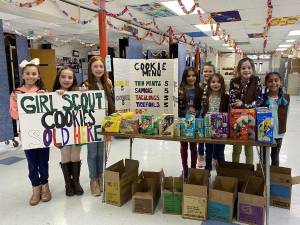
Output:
(205, 144), (225, 171)
(87, 141), (104, 179)
(24, 148), (50, 187)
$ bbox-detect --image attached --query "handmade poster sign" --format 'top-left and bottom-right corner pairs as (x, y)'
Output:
(17, 91), (106, 150)
(113, 58), (178, 117)
(113, 58), (131, 112)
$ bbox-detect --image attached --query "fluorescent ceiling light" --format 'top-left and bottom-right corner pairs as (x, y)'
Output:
(276, 48), (287, 51)
(286, 39), (295, 43)
(161, 0), (205, 16)
(211, 36), (220, 41)
(279, 44), (292, 48)
(288, 30), (300, 36)
(194, 24), (217, 32)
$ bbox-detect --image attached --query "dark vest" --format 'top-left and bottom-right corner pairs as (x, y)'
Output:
(232, 76), (259, 104)
(278, 94), (290, 134)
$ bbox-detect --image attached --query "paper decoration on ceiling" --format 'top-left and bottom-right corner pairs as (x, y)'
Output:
(236, 41), (251, 45)
(185, 32), (207, 38)
(271, 16), (300, 26)
(210, 10), (241, 23)
(130, 3), (176, 17)
(248, 33), (264, 38)
(12, 0), (45, 8)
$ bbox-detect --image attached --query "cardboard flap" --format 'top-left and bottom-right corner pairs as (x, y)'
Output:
(271, 166), (292, 175)
(173, 177), (183, 192)
(209, 188), (235, 205)
(124, 159), (139, 171)
(219, 161), (254, 171)
(106, 160), (125, 173)
(214, 176), (238, 193)
(242, 176), (264, 196)
(188, 168), (209, 186)
(183, 183), (207, 197)
(162, 177), (173, 192)
(256, 164), (292, 175)
(122, 159), (139, 178)
(217, 167), (254, 179)
(292, 176), (300, 185)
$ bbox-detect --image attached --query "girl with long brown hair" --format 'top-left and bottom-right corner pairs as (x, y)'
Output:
(82, 56), (115, 196)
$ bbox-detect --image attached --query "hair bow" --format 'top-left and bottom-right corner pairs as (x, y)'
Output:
(19, 58), (40, 68)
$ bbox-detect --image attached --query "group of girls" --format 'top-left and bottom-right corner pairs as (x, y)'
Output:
(9, 55), (290, 205)
(9, 56), (114, 206)
(178, 57), (290, 179)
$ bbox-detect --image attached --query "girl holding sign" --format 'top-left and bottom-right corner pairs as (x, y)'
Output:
(82, 56), (115, 196)
(178, 67), (203, 179)
(53, 67), (85, 196)
(9, 59), (52, 206)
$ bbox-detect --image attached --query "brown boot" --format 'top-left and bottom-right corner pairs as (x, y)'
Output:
(90, 178), (101, 197)
(41, 183), (52, 202)
(98, 174), (103, 192)
(30, 185), (41, 206)
(72, 161), (84, 195)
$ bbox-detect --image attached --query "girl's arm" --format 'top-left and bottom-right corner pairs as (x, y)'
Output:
(229, 79), (241, 107)
(246, 76), (263, 108)
(9, 91), (19, 120)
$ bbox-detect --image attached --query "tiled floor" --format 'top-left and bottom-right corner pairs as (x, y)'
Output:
(1, 97), (300, 225)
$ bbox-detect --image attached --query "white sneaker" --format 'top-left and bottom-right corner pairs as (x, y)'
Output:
(197, 155), (205, 168)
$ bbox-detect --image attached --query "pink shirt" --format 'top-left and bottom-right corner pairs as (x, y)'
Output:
(9, 85), (40, 120)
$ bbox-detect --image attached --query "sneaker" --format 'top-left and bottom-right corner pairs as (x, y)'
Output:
(197, 155), (205, 168)
(212, 159), (219, 170)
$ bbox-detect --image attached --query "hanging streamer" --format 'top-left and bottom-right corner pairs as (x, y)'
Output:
(177, 0), (199, 14)
(10, 0), (45, 8)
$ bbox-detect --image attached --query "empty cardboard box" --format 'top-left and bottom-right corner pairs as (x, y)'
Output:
(162, 176), (183, 215)
(182, 168), (209, 220)
(208, 176), (238, 223)
(105, 159), (139, 206)
(238, 176), (265, 225)
(132, 170), (163, 214)
(256, 165), (300, 209)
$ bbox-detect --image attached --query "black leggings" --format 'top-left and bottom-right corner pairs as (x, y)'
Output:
(260, 138), (283, 166)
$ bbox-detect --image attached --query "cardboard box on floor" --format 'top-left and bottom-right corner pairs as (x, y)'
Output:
(208, 176), (238, 223)
(132, 170), (163, 214)
(256, 164), (300, 209)
(238, 176), (265, 225)
(217, 167), (255, 192)
(162, 177), (183, 215)
(104, 159), (139, 206)
(182, 168), (209, 220)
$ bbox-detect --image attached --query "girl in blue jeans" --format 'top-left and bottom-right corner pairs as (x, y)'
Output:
(201, 73), (229, 171)
(82, 56), (115, 196)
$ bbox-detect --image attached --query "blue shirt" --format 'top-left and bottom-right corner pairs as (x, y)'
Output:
(179, 88), (196, 117)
